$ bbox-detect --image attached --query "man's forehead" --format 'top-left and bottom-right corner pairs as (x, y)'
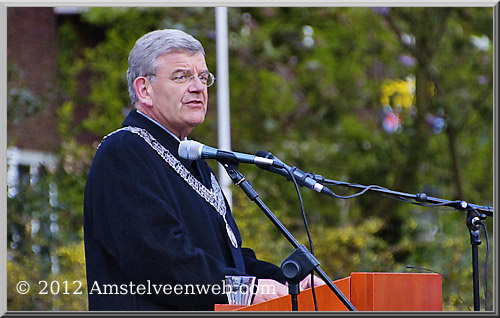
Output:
(156, 51), (207, 70)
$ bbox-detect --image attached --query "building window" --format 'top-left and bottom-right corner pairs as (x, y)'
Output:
(7, 147), (56, 197)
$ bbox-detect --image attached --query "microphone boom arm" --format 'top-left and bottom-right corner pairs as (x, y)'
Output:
(321, 178), (493, 217)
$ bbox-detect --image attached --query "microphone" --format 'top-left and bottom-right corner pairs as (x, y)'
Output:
(178, 140), (284, 168)
(255, 151), (335, 197)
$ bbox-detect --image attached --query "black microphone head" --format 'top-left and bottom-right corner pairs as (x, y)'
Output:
(256, 150), (273, 159)
(178, 140), (203, 160)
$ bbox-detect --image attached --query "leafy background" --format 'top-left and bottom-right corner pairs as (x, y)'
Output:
(7, 7), (494, 311)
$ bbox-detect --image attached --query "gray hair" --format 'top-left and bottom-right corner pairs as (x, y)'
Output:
(127, 29), (205, 104)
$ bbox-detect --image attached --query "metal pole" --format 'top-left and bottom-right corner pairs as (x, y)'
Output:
(215, 7), (232, 206)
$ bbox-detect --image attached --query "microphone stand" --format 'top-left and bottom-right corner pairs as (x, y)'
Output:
(220, 161), (357, 311)
(321, 177), (492, 311)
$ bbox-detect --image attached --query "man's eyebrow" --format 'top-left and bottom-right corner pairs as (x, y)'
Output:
(171, 68), (190, 74)
(171, 68), (209, 74)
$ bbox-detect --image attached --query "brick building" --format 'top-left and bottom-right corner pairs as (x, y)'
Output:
(7, 7), (96, 195)
(7, 7), (59, 195)
(8, 7), (60, 152)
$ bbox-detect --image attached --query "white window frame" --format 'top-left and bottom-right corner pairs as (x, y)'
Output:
(6, 147), (57, 197)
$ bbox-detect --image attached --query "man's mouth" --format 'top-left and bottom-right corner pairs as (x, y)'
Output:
(185, 100), (204, 106)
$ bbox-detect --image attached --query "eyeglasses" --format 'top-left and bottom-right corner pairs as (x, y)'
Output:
(148, 71), (216, 88)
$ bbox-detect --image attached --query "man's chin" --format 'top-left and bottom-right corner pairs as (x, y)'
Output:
(187, 116), (206, 129)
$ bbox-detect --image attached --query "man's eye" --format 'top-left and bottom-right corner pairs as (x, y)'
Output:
(174, 75), (188, 81)
(199, 74), (209, 81)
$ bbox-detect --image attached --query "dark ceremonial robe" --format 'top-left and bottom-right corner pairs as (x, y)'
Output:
(83, 110), (286, 311)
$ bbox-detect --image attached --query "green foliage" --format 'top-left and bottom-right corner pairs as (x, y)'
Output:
(8, 242), (87, 311)
(7, 161), (89, 310)
(8, 64), (93, 309)
(7, 62), (44, 130)
(8, 7), (494, 311)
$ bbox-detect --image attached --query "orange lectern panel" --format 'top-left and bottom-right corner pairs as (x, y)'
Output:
(214, 272), (442, 311)
(350, 272), (442, 311)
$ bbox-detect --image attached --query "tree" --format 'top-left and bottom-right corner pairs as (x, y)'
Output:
(8, 6), (493, 311)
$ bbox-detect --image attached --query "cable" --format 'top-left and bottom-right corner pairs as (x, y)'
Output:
(322, 178), (472, 210)
(466, 208), (491, 311)
(322, 182), (389, 199)
(284, 166), (318, 311)
(403, 266), (471, 311)
(392, 195), (465, 209)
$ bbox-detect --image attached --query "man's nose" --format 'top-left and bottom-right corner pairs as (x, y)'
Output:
(188, 76), (205, 92)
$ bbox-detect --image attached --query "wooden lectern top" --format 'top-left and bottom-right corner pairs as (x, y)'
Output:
(214, 272), (442, 312)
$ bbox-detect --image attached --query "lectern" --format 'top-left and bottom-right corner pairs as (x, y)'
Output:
(214, 272), (442, 311)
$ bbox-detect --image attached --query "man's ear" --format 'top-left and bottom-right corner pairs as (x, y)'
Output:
(133, 76), (154, 107)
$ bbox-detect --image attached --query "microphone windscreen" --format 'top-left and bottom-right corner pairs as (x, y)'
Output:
(255, 150), (271, 158)
(178, 140), (203, 160)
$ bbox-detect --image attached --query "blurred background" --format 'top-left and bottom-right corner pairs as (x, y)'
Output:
(6, 6), (494, 311)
